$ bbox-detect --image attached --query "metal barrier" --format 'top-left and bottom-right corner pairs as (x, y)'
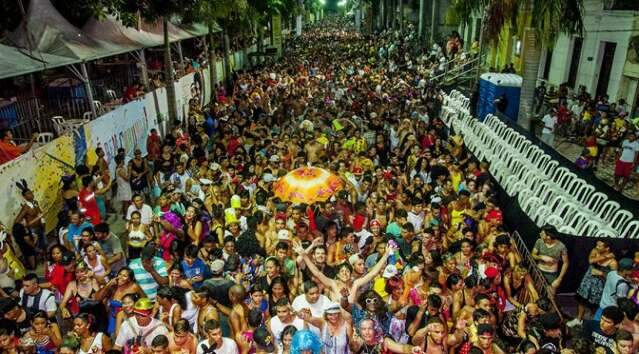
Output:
(511, 230), (564, 320)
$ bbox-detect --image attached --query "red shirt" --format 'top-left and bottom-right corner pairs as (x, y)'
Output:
(78, 188), (102, 225)
(0, 141), (25, 164)
(48, 264), (74, 296)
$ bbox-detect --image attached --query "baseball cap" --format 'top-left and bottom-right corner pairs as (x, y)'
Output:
(370, 219), (381, 228)
(253, 326), (275, 352)
(210, 259), (225, 274)
(199, 178), (213, 186)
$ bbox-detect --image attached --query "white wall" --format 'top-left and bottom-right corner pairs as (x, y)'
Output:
(547, 0), (636, 101)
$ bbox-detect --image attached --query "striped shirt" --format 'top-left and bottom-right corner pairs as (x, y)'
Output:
(129, 257), (168, 300)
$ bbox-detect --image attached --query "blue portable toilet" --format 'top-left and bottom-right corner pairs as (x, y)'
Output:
(477, 73), (522, 122)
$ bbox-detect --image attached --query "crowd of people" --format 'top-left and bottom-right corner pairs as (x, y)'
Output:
(0, 17), (638, 354)
(536, 83), (639, 193)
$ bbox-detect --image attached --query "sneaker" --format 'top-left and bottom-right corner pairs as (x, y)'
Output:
(566, 318), (582, 327)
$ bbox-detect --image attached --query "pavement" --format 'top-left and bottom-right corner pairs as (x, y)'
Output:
(549, 135), (639, 200)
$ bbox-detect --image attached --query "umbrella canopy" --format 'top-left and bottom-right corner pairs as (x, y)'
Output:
(273, 167), (344, 204)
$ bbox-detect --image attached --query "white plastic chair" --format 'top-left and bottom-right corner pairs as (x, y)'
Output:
(584, 192), (608, 213)
(621, 220), (639, 238)
(106, 89), (117, 101)
(50, 116), (68, 136)
(609, 210), (633, 234)
(595, 229), (619, 238)
(37, 133), (54, 144)
(597, 200), (621, 222)
(83, 111), (94, 121)
(93, 100), (103, 115)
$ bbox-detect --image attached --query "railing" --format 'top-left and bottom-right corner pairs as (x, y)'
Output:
(430, 54), (483, 84)
(511, 230), (564, 320)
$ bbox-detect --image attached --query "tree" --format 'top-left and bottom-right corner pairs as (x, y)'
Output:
(452, 0), (584, 130)
(192, 0), (248, 92)
(118, 0), (197, 124)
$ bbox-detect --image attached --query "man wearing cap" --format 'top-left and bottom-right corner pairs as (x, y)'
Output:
(203, 259), (234, 309)
(129, 243), (169, 300)
(114, 298), (168, 351)
(251, 326), (276, 354)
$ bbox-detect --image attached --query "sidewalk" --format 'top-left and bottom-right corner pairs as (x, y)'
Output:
(550, 136), (639, 200)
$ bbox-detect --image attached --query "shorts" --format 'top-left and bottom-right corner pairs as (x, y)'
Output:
(615, 160), (634, 178)
(541, 270), (559, 285)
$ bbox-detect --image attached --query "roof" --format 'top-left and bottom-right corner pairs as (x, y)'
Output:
(0, 0), (220, 80)
(0, 43), (78, 80)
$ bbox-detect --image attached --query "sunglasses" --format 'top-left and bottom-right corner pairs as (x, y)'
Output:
(365, 298), (378, 305)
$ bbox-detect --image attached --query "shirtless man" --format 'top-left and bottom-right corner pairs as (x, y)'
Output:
(304, 135), (325, 164)
(412, 317), (467, 354)
(228, 284), (250, 339)
(195, 288), (220, 339)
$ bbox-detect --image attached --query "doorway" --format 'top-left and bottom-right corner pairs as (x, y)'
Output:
(567, 37), (583, 88)
(595, 42), (617, 98)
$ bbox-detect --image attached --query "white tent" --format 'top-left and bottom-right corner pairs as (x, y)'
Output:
(141, 20), (194, 42)
(0, 44), (78, 80)
(83, 15), (164, 49)
(6, 0), (126, 61)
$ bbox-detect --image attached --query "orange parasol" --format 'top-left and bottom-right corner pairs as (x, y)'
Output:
(273, 167), (344, 204)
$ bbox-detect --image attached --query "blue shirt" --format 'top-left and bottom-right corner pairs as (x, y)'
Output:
(180, 258), (210, 289)
(67, 222), (93, 251)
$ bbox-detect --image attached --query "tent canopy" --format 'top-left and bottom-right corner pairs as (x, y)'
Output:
(6, 0), (126, 61)
(0, 44), (78, 80)
(83, 15), (164, 49)
(1, 0), (220, 80)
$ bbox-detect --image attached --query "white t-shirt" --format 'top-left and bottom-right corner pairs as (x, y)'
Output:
(619, 139), (639, 163)
(19, 289), (57, 315)
(126, 204), (154, 225)
(407, 211), (424, 232)
(542, 114), (556, 134)
(196, 338), (239, 354)
(356, 229), (373, 251)
(292, 294), (330, 318)
(114, 318), (168, 348)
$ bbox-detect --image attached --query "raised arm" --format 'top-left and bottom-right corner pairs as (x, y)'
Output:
(294, 239), (334, 290)
(352, 246), (391, 289)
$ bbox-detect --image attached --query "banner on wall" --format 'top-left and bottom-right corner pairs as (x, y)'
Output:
(85, 99), (155, 173)
(0, 135), (75, 231)
(273, 14), (282, 57)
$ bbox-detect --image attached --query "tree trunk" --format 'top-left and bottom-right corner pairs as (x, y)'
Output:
(208, 24), (218, 97)
(518, 28), (541, 131)
(399, 0), (404, 32)
(257, 24), (264, 65)
(430, 0), (438, 45)
(223, 30), (232, 89)
(418, 0), (425, 41)
(163, 17), (177, 124)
